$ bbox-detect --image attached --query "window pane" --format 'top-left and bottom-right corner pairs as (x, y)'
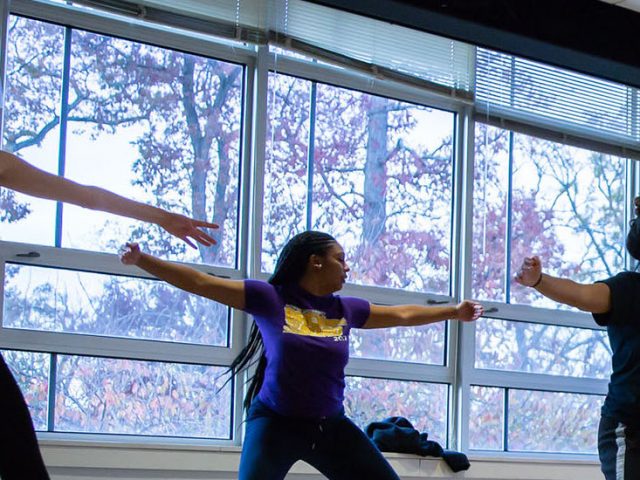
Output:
(55, 355), (232, 438)
(262, 73), (455, 294)
(510, 133), (626, 307)
(508, 389), (601, 453)
(261, 73), (311, 273)
(61, 29), (243, 267)
(4, 264), (229, 346)
(1, 16), (64, 245)
(350, 323), (445, 365)
(471, 124), (627, 308)
(345, 376), (448, 445)
(475, 318), (611, 378)
(469, 386), (504, 451)
(472, 124), (509, 301)
(469, 387), (602, 453)
(1, 350), (50, 431)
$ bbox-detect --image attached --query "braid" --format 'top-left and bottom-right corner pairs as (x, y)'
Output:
(243, 351), (267, 411)
(224, 322), (265, 411)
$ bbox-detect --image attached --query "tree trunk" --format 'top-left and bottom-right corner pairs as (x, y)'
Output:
(362, 96), (389, 246)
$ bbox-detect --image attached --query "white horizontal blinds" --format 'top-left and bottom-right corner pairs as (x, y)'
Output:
(67, 0), (269, 43)
(136, 0), (269, 35)
(68, 0), (475, 98)
(476, 48), (640, 153)
(275, 0), (475, 98)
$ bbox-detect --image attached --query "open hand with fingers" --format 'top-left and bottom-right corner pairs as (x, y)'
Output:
(157, 212), (219, 249)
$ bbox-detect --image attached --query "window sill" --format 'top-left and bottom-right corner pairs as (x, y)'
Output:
(39, 436), (602, 479)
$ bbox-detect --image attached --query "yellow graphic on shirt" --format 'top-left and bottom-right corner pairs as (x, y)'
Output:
(283, 305), (347, 337)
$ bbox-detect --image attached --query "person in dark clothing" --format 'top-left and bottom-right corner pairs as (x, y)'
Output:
(120, 230), (484, 480)
(515, 197), (640, 480)
(0, 150), (218, 479)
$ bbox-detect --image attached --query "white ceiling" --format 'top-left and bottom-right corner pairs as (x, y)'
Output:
(598, 0), (640, 13)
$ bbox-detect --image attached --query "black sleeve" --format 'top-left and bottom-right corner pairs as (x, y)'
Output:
(592, 272), (638, 327)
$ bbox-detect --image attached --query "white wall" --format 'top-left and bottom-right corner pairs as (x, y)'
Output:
(40, 440), (603, 480)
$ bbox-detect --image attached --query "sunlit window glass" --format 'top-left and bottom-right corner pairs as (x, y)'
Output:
(469, 386), (504, 451)
(345, 376), (448, 445)
(263, 72), (455, 296)
(469, 386), (602, 454)
(55, 355), (232, 438)
(62, 30), (243, 266)
(1, 350), (50, 431)
(475, 318), (611, 379)
(1, 16), (64, 245)
(472, 123), (626, 307)
(4, 264), (229, 346)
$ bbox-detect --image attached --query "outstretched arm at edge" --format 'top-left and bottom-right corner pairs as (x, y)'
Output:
(515, 255), (610, 314)
(0, 150), (218, 248)
(363, 300), (483, 329)
(121, 243), (245, 310)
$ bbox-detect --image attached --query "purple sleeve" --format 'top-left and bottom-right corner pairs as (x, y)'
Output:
(340, 296), (371, 328)
(243, 280), (282, 318)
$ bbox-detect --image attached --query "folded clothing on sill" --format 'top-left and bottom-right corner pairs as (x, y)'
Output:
(365, 416), (470, 472)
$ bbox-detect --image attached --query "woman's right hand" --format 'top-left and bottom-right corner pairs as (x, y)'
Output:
(515, 255), (543, 287)
(120, 242), (142, 265)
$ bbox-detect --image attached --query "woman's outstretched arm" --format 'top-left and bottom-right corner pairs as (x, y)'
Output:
(0, 150), (218, 248)
(120, 242), (245, 310)
(363, 300), (483, 329)
(514, 255), (610, 314)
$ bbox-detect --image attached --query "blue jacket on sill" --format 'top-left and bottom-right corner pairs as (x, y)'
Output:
(365, 416), (470, 472)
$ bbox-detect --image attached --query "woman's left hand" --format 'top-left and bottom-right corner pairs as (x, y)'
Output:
(120, 242), (142, 265)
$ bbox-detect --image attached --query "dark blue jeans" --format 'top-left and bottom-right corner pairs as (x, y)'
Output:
(0, 354), (50, 479)
(599, 414), (640, 480)
(238, 399), (400, 480)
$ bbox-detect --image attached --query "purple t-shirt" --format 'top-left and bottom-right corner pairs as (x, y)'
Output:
(243, 280), (370, 418)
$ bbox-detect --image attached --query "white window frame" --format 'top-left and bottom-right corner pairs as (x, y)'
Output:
(1, 0), (636, 460)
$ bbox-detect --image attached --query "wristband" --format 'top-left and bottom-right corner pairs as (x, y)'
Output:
(532, 273), (543, 288)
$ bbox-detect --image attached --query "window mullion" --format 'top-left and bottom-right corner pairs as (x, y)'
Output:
(504, 130), (515, 304)
(55, 26), (72, 249)
(305, 81), (317, 231)
(0, 0), (10, 142)
(0, 329), (239, 366)
(346, 358), (452, 384)
(471, 368), (608, 396)
(47, 352), (57, 432)
(453, 107), (477, 452)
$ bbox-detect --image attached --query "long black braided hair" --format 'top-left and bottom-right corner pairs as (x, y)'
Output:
(227, 231), (338, 411)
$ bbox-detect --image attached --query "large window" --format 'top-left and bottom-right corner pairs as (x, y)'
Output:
(260, 69), (458, 445)
(468, 122), (624, 454)
(0, 13), (246, 440)
(2, 16), (242, 266)
(262, 73), (455, 295)
(472, 124), (626, 307)
(1, 0), (636, 459)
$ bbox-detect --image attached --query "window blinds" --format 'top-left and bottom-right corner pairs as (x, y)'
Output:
(476, 48), (640, 156)
(65, 0), (475, 98)
(272, 0), (474, 98)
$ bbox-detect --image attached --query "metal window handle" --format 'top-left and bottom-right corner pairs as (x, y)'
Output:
(427, 299), (449, 305)
(15, 251), (41, 258)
